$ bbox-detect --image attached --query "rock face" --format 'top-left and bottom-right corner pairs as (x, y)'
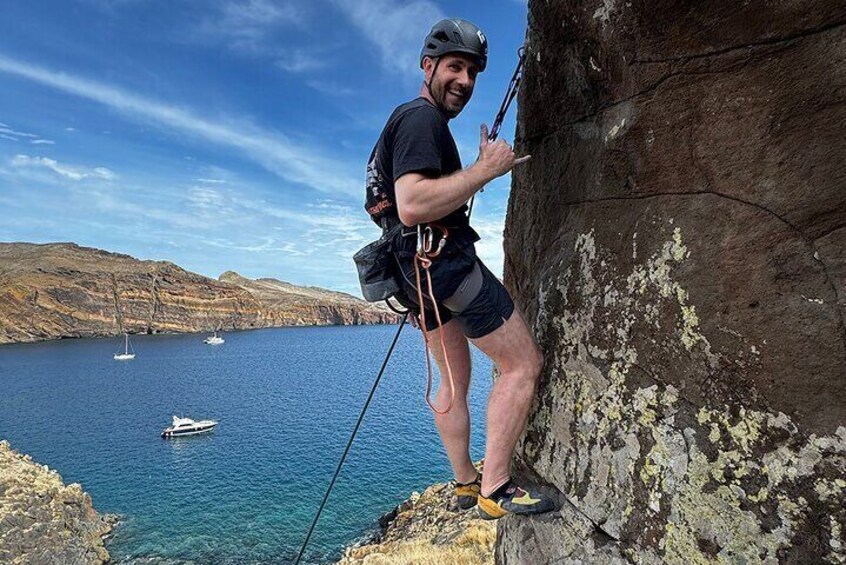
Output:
(500, 2), (846, 563)
(0, 242), (396, 344)
(0, 440), (117, 565)
(337, 482), (495, 565)
(219, 271), (389, 326)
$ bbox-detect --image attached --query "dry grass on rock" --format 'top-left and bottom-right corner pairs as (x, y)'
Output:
(337, 482), (496, 565)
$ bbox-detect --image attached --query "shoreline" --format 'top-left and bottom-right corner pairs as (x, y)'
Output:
(0, 440), (118, 565)
(0, 320), (399, 347)
(0, 437), (491, 564)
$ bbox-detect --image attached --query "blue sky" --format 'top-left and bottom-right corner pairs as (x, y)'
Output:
(0, 0), (528, 296)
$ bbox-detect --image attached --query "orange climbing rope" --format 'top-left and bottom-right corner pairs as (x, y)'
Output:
(414, 224), (455, 415)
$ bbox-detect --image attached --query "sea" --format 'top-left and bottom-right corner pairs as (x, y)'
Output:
(0, 324), (494, 564)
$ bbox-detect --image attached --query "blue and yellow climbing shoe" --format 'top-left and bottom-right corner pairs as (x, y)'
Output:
(454, 474), (482, 510)
(477, 480), (556, 520)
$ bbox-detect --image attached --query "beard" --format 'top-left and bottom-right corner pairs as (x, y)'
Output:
(431, 77), (471, 118)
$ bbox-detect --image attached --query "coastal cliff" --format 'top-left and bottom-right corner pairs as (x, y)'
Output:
(0, 242), (396, 344)
(0, 441), (116, 565)
(498, 0), (846, 563)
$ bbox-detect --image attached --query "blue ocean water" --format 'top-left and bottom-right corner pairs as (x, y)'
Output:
(0, 325), (494, 564)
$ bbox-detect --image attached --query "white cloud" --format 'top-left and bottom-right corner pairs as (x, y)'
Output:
(307, 80), (357, 97)
(188, 186), (226, 210)
(275, 50), (326, 73)
(470, 214), (506, 277)
(93, 167), (116, 180)
(191, 1), (326, 75)
(0, 125), (39, 140)
(0, 54), (358, 196)
(196, 0), (305, 54)
(31, 139), (55, 145)
(11, 154), (115, 181)
(333, 0), (444, 77)
(196, 178), (227, 184)
(0, 134), (17, 142)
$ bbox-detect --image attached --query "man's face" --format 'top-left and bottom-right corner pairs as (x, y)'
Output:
(424, 53), (479, 118)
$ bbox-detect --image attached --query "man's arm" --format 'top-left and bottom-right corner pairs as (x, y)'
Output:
(395, 124), (530, 226)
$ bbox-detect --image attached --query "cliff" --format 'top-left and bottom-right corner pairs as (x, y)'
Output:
(337, 481), (495, 565)
(219, 271), (388, 326)
(0, 440), (117, 565)
(0, 242), (396, 344)
(498, 1), (846, 563)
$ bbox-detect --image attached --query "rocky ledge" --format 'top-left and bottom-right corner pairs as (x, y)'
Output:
(0, 440), (117, 565)
(0, 242), (397, 344)
(337, 481), (496, 565)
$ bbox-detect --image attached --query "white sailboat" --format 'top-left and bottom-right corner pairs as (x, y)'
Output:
(114, 333), (136, 361)
(204, 330), (225, 345)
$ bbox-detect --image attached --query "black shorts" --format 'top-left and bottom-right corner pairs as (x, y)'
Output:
(395, 253), (515, 339)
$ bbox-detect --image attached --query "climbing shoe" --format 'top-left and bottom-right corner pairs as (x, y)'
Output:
(477, 480), (556, 520)
(454, 474), (482, 510)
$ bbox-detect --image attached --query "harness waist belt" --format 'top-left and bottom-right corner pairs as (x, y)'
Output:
(441, 261), (483, 313)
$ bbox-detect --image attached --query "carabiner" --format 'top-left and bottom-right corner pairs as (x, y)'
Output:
(416, 224), (425, 257)
(423, 226), (434, 254)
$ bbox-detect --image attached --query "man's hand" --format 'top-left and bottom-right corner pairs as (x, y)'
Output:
(477, 123), (531, 182)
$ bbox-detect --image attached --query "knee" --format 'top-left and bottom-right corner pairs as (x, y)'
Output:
(503, 347), (543, 388)
(523, 344), (544, 383)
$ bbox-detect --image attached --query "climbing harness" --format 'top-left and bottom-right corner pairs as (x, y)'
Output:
(293, 313), (409, 565)
(467, 45), (526, 220)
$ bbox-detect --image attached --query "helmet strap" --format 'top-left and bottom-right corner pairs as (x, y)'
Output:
(424, 57), (442, 101)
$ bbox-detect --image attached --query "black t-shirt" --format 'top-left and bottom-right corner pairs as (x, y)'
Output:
(364, 97), (481, 301)
(365, 97), (469, 229)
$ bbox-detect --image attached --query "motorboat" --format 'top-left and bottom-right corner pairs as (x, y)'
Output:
(204, 331), (224, 345)
(161, 415), (218, 438)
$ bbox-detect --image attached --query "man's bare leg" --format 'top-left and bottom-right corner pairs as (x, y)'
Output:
(425, 318), (478, 484)
(470, 310), (543, 497)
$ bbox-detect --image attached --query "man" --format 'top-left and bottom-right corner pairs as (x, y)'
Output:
(364, 18), (555, 519)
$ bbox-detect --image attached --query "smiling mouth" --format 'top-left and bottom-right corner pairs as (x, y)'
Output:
(447, 90), (466, 104)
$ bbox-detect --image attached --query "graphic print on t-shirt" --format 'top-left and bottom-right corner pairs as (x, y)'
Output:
(365, 149), (393, 220)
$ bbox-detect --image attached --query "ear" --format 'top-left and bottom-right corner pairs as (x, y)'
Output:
(422, 56), (435, 82)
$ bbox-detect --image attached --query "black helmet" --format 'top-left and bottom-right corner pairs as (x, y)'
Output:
(420, 18), (488, 72)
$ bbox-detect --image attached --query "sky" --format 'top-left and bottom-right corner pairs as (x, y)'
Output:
(0, 0), (529, 296)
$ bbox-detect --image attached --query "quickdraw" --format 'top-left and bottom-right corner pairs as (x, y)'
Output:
(487, 46), (525, 143)
(468, 45), (526, 219)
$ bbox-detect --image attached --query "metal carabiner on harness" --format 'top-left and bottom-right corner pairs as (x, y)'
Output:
(416, 224), (425, 256)
(417, 223), (449, 258)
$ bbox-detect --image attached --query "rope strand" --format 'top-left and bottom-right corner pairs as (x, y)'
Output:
(293, 314), (409, 565)
(414, 253), (456, 415)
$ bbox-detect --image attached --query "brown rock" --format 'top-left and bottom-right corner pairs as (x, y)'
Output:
(498, 2), (846, 563)
(0, 440), (116, 564)
(337, 481), (495, 565)
(0, 242), (397, 344)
